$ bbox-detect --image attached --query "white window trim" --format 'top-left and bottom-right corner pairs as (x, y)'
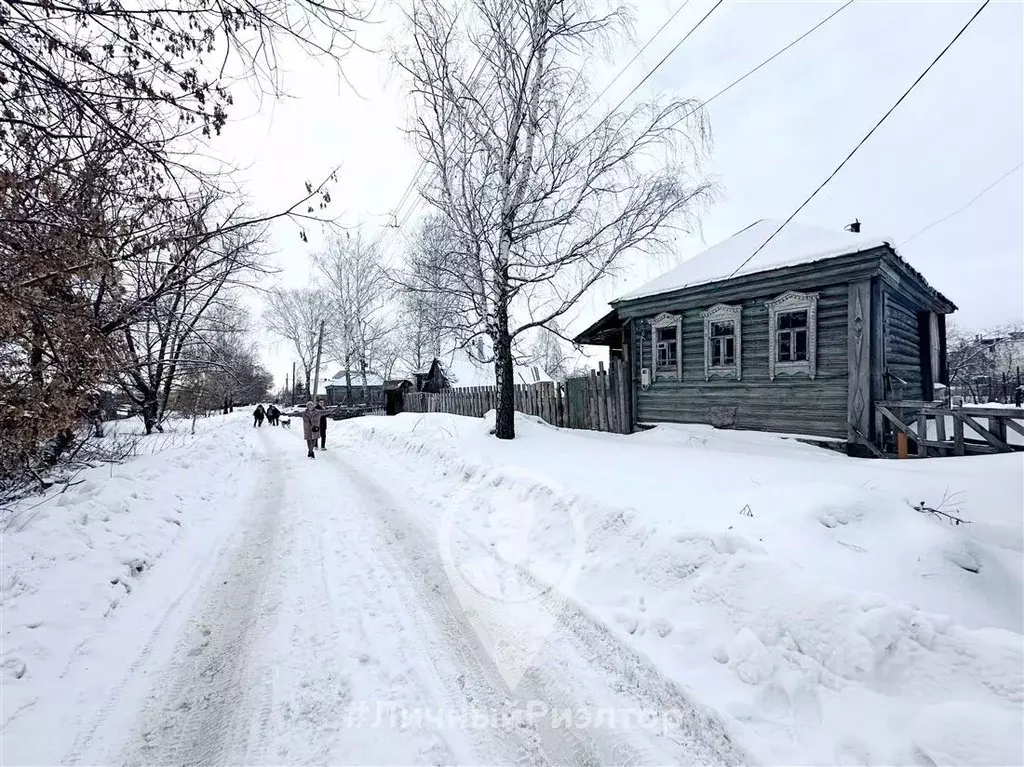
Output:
(651, 311), (682, 381)
(767, 290), (819, 380)
(701, 303), (742, 381)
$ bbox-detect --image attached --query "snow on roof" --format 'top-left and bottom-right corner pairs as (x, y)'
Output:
(325, 371), (385, 387)
(615, 219), (891, 302)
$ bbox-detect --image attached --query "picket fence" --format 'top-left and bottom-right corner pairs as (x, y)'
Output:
(400, 359), (632, 434)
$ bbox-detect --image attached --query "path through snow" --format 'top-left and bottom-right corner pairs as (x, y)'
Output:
(3, 417), (742, 766)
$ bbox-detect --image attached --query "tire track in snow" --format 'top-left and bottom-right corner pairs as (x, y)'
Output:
(322, 448), (610, 767)
(116, 430), (286, 766)
(59, 424), (265, 766)
(326, 440), (747, 767)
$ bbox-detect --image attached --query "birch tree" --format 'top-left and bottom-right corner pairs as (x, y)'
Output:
(263, 288), (332, 398)
(395, 0), (713, 438)
(397, 216), (462, 372)
(314, 230), (391, 405)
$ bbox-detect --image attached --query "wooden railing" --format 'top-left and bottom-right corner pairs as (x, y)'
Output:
(875, 400), (1024, 457)
(400, 359), (633, 435)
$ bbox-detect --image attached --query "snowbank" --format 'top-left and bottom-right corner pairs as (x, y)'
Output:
(340, 412), (1024, 766)
(1, 412), (258, 747)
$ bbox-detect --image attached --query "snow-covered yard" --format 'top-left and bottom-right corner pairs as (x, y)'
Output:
(1, 409), (1021, 765)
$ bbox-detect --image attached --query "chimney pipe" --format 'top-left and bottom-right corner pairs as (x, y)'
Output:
(845, 219), (861, 234)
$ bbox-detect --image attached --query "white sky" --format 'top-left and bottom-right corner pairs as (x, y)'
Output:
(211, 0), (1024, 387)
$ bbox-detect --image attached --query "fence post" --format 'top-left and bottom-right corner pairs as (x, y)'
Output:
(953, 413), (965, 456)
(596, 362), (608, 432)
(587, 369), (598, 431)
(917, 413), (927, 457)
(989, 415), (1008, 446)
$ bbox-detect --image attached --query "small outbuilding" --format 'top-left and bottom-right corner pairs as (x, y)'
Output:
(384, 379), (414, 415)
(575, 219), (956, 449)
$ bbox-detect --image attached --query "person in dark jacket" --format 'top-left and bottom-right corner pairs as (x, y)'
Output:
(314, 399), (328, 450)
(301, 401), (320, 458)
(253, 404), (266, 427)
(266, 404), (280, 426)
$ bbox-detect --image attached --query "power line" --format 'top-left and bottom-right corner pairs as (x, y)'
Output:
(900, 162), (1022, 247)
(728, 0), (991, 280)
(676, 0), (853, 127)
(588, 0), (693, 110)
(604, 0), (723, 119)
(375, 1), (715, 260)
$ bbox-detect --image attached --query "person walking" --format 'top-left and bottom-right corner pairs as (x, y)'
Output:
(267, 403), (280, 426)
(301, 401), (321, 458)
(253, 404), (266, 428)
(314, 399), (328, 450)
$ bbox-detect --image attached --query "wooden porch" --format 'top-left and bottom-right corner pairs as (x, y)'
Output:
(873, 400), (1024, 457)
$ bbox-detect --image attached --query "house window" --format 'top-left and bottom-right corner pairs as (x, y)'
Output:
(701, 304), (742, 380)
(650, 312), (682, 380)
(776, 310), (808, 362)
(656, 325), (677, 367)
(767, 291), (819, 380)
(711, 323), (735, 366)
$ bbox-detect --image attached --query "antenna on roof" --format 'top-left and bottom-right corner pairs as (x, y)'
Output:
(845, 219), (861, 233)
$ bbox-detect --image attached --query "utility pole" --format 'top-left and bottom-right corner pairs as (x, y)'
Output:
(291, 361), (296, 407)
(284, 372), (288, 405)
(311, 319), (326, 402)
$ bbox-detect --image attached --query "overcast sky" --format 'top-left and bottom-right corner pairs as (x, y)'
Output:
(213, 0), (1024, 386)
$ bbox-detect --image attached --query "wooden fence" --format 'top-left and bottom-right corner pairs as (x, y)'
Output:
(875, 400), (1024, 457)
(400, 359), (632, 434)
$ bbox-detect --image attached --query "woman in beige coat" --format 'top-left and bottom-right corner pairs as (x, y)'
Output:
(301, 401), (321, 458)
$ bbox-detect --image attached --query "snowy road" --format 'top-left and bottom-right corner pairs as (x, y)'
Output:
(32, 420), (742, 766)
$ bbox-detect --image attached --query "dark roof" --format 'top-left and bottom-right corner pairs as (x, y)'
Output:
(573, 309), (624, 346)
(384, 379), (413, 390)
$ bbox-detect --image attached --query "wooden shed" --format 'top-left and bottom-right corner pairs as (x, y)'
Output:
(575, 219), (956, 450)
(384, 379), (413, 415)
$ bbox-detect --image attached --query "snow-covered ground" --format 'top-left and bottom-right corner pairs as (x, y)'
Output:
(343, 413), (1024, 766)
(2, 410), (1021, 765)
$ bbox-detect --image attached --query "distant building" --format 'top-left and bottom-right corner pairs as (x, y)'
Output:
(323, 370), (385, 407)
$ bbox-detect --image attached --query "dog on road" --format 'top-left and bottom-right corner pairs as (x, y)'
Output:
(280, 417), (291, 429)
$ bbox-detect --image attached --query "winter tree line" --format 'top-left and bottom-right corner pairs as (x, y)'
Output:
(946, 322), (1024, 403)
(0, 0), (366, 496)
(263, 220), (587, 408)
(268, 0), (714, 437)
(3, 0), (716, 499)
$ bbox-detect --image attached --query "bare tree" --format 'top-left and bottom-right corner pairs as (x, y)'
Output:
(529, 324), (575, 382)
(394, 216), (462, 374)
(0, 0), (367, 493)
(394, 0), (713, 438)
(314, 229), (391, 405)
(263, 288), (333, 398)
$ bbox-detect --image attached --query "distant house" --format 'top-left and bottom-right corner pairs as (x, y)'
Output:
(323, 370), (385, 407)
(574, 219), (956, 448)
(414, 343), (552, 393)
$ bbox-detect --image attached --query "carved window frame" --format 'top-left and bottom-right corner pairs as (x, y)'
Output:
(701, 303), (742, 381)
(767, 290), (819, 380)
(651, 311), (682, 381)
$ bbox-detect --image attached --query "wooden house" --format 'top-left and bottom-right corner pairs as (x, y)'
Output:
(414, 347), (552, 393)
(324, 370), (385, 407)
(574, 219), (956, 449)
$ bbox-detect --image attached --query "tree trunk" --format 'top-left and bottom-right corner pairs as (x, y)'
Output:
(345, 358), (353, 407)
(494, 299), (515, 440)
(140, 396), (161, 435)
(360, 358), (369, 404)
